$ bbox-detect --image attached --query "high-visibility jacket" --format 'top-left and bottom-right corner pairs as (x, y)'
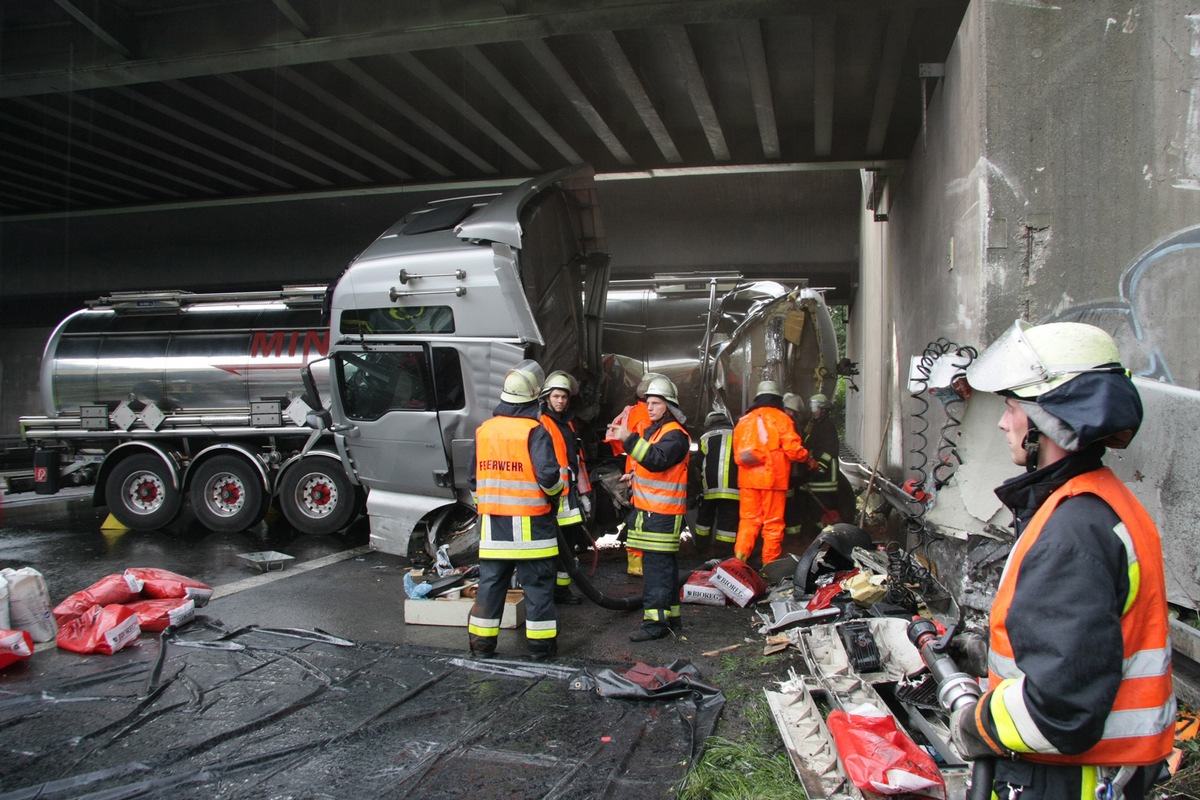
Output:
(987, 467), (1174, 767)
(475, 414), (560, 560)
(630, 420), (689, 515)
(540, 410), (590, 525)
(734, 404), (808, 490)
(699, 426), (738, 501)
(802, 415), (840, 494)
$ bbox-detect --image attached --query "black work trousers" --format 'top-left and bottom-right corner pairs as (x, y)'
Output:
(639, 550), (681, 636)
(469, 557), (557, 658)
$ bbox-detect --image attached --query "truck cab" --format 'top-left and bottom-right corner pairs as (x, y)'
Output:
(311, 166), (608, 559)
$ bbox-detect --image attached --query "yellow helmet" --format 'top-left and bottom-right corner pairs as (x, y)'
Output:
(500, 360), (545, 404)
(967, 320), (1123, 398)
(755, 380), (781, 397)
(810, 393), (831, 410)
(643, 375), (679, 405)
(541, 370), (579, 397)
(635, 372), (667, 399)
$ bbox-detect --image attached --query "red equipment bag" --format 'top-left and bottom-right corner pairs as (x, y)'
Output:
(826, 707), (946, 798)
(125, 568), (214, 607)
(56, 604), (141, 655)
(0, 629), (33, 670)
(53, 573), (144, 622)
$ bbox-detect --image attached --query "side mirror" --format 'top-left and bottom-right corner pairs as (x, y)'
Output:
(300, 362), (325, 410)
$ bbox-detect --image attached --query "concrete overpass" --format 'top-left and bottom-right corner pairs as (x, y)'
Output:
(5, 2), (1200, 606)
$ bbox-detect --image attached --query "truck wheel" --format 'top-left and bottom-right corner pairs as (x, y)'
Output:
(106, 453), (183, 530)
(189, 455), (269, 533)
(279, 458), (356, 535)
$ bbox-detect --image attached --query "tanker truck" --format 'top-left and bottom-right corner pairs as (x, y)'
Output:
(19, 286), (358, 535)
(20, 165), (608, 560)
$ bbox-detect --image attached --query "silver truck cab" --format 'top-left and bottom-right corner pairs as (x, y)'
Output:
(309, 166), (608, 559)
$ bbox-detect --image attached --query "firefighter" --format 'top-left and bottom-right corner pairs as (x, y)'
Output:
(610, 375), (690, 641)
(801, 393), (856, 531)
(953, 320), (1174, 799)
(781, 393), (810, 539)
(606, 371), (666, 575)
(469, 360), (565, 662)
(693, 409), (738, 557)
(539, 369), (590, 605)
(733, 380), (813, 567)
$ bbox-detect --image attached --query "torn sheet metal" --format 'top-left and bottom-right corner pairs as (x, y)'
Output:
(0, 622), (717, 799)
(767, 618), (972, 799)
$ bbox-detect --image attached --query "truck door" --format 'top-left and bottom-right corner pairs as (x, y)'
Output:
(331, 344), (458, 498)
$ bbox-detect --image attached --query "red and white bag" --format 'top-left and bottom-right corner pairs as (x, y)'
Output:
(56, 604), (141, 655)
(53, 573), (144, 622)
(125, 568), (213, 607)
(680, 570), (727, 606)
(125, 598), (196, 632)
(0, 629), (34, 670)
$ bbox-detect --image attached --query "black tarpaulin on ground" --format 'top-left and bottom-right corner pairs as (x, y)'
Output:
(0, 620), (722, 800)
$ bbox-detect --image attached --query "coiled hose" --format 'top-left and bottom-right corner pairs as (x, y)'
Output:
(556, 528), (642, 611)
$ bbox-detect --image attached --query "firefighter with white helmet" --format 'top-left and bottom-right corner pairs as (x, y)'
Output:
(469, 359), (565, 661)
(951, 320), (1173, 799)
(539, 369), (591, 605)
(604, 371), (667, 574)
(732, 380), (813, 567)
(793, 392), (854, 537)
(610, 375), (691, 641)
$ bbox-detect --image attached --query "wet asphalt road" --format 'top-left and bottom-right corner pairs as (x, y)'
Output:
(0, 490), (766, 799)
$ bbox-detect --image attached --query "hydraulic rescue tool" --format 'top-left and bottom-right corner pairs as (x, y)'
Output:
(907, 617), (995, 800)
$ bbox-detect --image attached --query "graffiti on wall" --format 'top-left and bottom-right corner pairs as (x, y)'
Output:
(1048, 225), (1200, 393)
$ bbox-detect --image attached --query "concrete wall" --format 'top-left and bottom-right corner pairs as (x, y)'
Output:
(882, 0), (1200, 608)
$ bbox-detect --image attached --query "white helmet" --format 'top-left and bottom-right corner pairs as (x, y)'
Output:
(966, 320), (1123, 398)
(643, 375), (679, 406)
(782, 393), (803, 413)
(500, 360), (545, 404)
(635, 372), (667, 400)
(810, 393), (831, 410)
(541, 370), (579, 397)
(756, 380), (781, 398)
(967, 320), (1141, 451)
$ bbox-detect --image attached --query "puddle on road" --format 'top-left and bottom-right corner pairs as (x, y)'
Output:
(0, 619), (721, 799)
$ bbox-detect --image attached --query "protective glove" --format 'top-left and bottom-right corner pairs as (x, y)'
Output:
(949, 700), (1001, 760)
(806, 457), (821, 471)
(949, 630), (990, 678)
(580, 494), (593, 515)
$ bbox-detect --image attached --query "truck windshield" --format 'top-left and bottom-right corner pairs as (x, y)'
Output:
(335, 348), (463, 420)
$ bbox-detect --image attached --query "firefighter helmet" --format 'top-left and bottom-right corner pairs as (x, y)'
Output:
(967, 320), (1142, 450)
(541, 370), (579, 397)
(782, 393), (803, 413)
(500, 360), (545, 404)
(635, 372), (667, 400)
(643, 375), (679, 405)
(810, 393), (832, 410)
(756, 380), (781, 398)
(705, 410), (731, 427)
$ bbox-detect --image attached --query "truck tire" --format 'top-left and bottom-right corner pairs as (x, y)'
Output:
(189, 455), (269, 533)
(279, 457), (356, 535)
(106, 453), (183, 530)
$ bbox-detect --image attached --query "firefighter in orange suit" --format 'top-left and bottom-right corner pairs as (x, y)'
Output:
(611, 375), (690, 642)
(953, 321), (1174, 799)
(469, 360), (565, 662)
(539, 369), (590, 605)
(733, 380), (812, 567)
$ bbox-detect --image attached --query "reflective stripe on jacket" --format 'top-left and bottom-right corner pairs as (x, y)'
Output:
(803, 415), (840, 493)
(700, 427), (739, 500)
(476, 416), (553, 517)
(987, 467), (1175, 767)
(540, 412), (587, 526)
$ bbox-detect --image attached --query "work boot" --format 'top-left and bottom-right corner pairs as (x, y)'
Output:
(555, 587), (582, 605)
(528, 642), (558, 662)
(470, 646), (496, 660)
(628, 626), (669, 642)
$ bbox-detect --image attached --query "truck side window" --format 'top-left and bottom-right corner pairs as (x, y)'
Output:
(337, 351), (431, 420)
(431, 347), (465, 411)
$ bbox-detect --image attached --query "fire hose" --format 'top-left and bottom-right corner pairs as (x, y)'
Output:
(556, 528), (642, 611)
(907, 617), (995, 800)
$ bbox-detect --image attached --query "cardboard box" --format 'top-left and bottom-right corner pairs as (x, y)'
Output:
(404, 590), (525, 628)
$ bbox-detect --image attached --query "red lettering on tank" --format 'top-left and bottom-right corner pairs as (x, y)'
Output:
(251, 331), (286, 357)
(221, 330), (330, 374)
